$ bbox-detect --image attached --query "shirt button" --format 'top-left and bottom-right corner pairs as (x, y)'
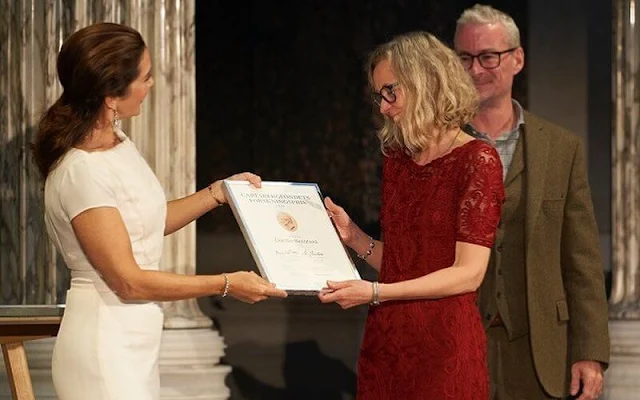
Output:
(497, 269), (503, 275)
(496, 292), (502, 299)
(485, 313), (492, 320)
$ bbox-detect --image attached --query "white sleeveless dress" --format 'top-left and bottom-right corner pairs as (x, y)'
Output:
(44, 129), (167, 400)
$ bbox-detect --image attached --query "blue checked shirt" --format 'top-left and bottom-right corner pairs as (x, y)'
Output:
(464, 100), (525, 181)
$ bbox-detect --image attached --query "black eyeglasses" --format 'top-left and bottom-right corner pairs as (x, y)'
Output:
(371, 82), (400, 106)
(458, 47), (517, 70)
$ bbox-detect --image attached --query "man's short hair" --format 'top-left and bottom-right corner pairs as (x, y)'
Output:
(457, 4), (521, 48)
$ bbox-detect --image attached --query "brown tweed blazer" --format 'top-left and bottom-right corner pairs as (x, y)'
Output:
(483, 111), (610, 397)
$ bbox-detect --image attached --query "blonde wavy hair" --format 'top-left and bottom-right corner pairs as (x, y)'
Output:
(367, 31), (478, 156)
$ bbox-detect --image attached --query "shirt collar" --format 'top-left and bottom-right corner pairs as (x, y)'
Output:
(464, 99), (525, 141)
(512, 99), (525, 128)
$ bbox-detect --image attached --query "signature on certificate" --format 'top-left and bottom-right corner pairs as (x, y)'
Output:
(275, 249), (325, 257)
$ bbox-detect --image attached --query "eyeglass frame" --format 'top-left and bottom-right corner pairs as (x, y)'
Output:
(457, 47), (518, 70)
(371, 82), (400, 106)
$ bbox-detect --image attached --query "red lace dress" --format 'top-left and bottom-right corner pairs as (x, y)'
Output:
(357, 140), (504, 400)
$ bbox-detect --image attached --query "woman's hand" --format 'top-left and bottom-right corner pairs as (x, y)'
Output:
(318, 280), (373, 309)
(324, 197), (356, 245)
(209, 172), (262, 205)
(225, 271), (287, 303)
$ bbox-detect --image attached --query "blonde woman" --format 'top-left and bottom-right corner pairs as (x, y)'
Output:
(319, 32), (504, 399)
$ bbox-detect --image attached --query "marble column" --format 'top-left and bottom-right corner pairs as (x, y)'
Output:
(0, 5), (71, 397)
(0, 1), (229, 398)
(124, 2), (231, 398)
(606, 0), (640, 398)
(0, 0), (62, 307)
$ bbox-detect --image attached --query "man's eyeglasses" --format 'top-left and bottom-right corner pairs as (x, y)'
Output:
(458, 47), (517, 70)
(372, 82), (400, 106)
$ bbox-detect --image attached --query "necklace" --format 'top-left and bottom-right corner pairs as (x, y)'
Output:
(81, 129), (121, 151)
(442, 128), (461, 156)
(413, 128), (462, 165)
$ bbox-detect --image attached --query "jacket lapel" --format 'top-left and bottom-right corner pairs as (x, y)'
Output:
(499, 135), (524, 221)
(504, 134), (524, 187)
(523, 112), (550, 249)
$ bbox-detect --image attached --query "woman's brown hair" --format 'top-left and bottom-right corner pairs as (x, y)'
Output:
(32, 22), (146, 178)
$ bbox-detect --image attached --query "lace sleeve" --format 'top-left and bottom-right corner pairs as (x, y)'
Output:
(456, 143), (505, 248)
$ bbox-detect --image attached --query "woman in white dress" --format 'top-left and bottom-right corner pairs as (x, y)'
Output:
(31, 23), (288, 400)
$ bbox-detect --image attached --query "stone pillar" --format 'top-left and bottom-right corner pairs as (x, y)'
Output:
(0, 0), (62, 307)
(606, 0), (640, 398)
(124, 2), (231, 398)
(0, 1), (229, 398)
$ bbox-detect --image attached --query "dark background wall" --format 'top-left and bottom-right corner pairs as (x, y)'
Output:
(195, 0), (527, 237)
(193, 1), (611, 399)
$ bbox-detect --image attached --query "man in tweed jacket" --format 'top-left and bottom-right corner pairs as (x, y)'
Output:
(454, 4), (610, 399)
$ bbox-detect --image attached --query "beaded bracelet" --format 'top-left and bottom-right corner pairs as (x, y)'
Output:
(370, 281), (380, 306)
(221, 273), (230, 297)
(208, 184), (224, 207)
(357, 236), (375, 260)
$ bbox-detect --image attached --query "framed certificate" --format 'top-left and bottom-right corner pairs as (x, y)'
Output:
(222, 180), (361, 294)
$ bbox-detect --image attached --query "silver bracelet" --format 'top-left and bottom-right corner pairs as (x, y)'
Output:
(370, 281), (380, 306)
(221, 273), (230, 297)
(357, 236), (375, 260)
